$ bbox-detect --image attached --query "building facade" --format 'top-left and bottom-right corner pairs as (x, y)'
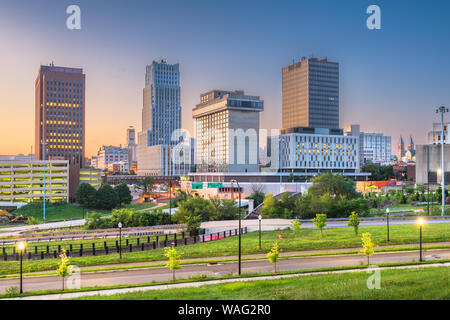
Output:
(126, 126), (137, 164)
(35, 65), (85, 199)
(416, 144), (450, 185)
(344, 124), (391, 166)
(79, 167), (102, 189)
(96, 145), (128, 170)
(282, 57), (339, 130)
(137, 143), (194, 177)
(137, 60), (186, 176)
(427, 122), (450, 145)
(141, 60), (181, 146)
(193, 90), (264, 173)
(272, 128), (359, 173)
(0, 160), (69, 203)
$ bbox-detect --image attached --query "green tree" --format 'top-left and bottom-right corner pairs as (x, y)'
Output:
(359, 232), (375, 265)
(75, 183), (97, 208)
(56, 249), (70, 291)
(308, 173), (358, 199)
(266, 242), (280, 273)
(114, 183), (132, 206)
(164, 244), (182, 281)
(173, 196), (211, 223)
(405, 186), (415, 196)
(290, 219), (302, 236)
(312, 213), (327, 237)
(246, 189), (265, 208)
(348, 211), (360, 235)
(260, 193), (282, 218)
(96, 184), (120, 210)
(183, 213), (202, 235)
(362, 164), (395, 181)
(137, 177), (155, 194)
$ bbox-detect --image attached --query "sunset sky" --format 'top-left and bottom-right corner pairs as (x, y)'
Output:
(1, 0), (450, 157)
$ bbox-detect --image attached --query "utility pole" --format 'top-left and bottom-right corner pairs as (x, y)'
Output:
(436, 106), (448, 216)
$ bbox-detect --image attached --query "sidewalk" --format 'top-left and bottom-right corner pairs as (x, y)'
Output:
(8, 240), (449, 278)
(5, 262), (449, 300)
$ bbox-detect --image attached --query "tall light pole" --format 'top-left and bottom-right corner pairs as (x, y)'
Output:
(17, 242), (26, 294)
(386, 208), (390, 242)
(230, 179), (242, 275)
(118, 222), (123, 259)
(436, 106), (448, 216)
(168, 181), (172, 224)
(418, 218), (424, 262)
(41, 141), (48, 222)
(258, 214), (262, 251)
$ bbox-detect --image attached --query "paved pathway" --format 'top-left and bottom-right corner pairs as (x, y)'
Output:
(1, 248), (448, 295)
(3, 262), (449, 300)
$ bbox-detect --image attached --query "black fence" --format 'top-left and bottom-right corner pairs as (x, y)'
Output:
(1, 227), (248, 261)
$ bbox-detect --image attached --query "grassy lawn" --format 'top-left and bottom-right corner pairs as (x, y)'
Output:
(74, 266), (450, 300)
(0, 222), (449, 275)
(11, 203), (110, 223)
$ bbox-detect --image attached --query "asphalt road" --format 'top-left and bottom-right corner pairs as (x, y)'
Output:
(1, 249), (448, 294)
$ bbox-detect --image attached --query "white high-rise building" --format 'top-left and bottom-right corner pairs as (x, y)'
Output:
(344, 124), (392, 166)
(193, 90), (264, 173)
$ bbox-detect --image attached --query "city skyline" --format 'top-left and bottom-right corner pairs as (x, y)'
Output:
(1, 0), (450, 157)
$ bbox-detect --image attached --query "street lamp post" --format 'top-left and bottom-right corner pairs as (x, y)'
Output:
(258, 214), (262, 251)
(41, 141), (48, 222)
(169, 182), (172, 224)
(17, 242), (25, 294)
(418, 218), (424, 262)
(118, 222), (122, 259)
(230, 179), (242, 275)
(386, 208), (390, 242)
(436, 106), (449, 216)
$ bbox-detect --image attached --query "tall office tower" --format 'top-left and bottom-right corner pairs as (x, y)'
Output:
(142, 60), (181, 146)
(282, 57), (339, 130)
(193, 90), (264, 173)
(35, 65), (85, 200)
(126, 126), (137, 161)
(138, 60), (190, 176)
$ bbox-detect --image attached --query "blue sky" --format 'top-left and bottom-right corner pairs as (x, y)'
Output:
(1, 0), (450, 156)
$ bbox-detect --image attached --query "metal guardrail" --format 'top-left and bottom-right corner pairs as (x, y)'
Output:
(1, 227), (248, 261)
(0, 224), (184, 246)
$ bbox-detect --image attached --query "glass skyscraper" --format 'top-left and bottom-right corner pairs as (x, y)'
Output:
(138, 60), (191, 176)
(282, 57), (339, 130)
(141, 60), (181, 146)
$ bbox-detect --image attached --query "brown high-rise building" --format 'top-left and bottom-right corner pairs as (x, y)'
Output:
(282, 57), (339, 130)
(35, 65), (86, 200)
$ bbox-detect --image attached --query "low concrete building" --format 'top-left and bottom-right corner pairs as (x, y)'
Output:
(271, 127), (360, 174)
(137, 143), (194, 177)
(0, 160), (69, 203)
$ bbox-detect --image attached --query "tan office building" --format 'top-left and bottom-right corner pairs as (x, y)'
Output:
(35, 65), (86, 200)
(282, 57), (339, 130)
